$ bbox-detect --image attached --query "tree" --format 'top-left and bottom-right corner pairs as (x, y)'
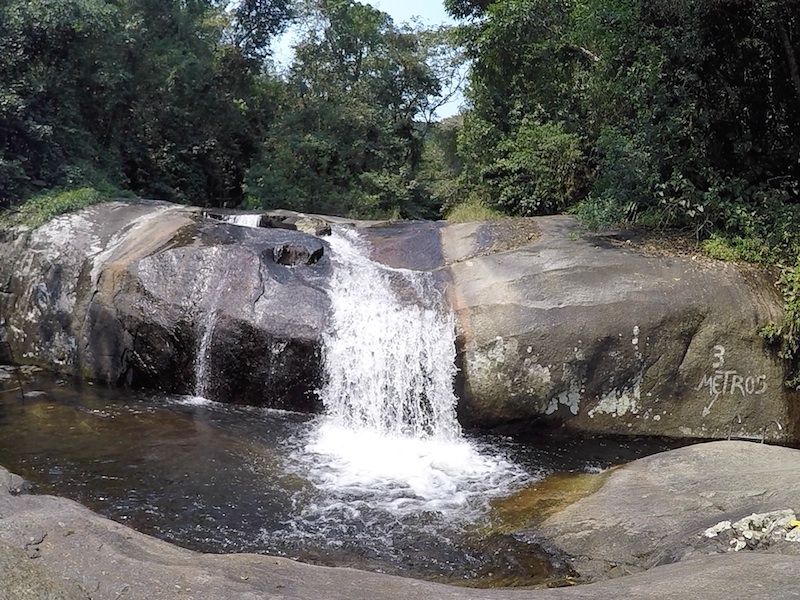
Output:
(0, 0), (295, 209)
(447, 0), (800, 240)
(245, 0), (447, 218)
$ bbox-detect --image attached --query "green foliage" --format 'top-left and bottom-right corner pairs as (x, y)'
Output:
(416, 116), (465, 214)
(244, 0), (451, 219)
(451, 0), (800, 240)
(580, 128), (658, 228)
(0, 0), (294, 210)
(761, 258), (800, 387)
(445, 201), (505, 223)
(484, 119), (586, 216)
(5, 187), (108, 228)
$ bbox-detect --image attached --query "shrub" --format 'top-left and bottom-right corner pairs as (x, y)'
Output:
(6, 187), (108, 228)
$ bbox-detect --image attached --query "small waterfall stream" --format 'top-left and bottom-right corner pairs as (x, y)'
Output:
(193, 309), (219, 398)
(190, 244), (232, 399)
(191, 214), (259, 398)
(318, 227), (460, 439)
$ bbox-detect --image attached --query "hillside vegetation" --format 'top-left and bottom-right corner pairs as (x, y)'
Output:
(3, 1), (800, 351)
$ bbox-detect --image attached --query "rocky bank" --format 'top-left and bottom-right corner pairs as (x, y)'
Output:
(2, 200), (798, 441)
(442, 216), (799, 442)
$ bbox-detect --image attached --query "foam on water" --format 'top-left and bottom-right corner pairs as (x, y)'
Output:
(301, 421), (528, 520)
(175, 395), (216, 407)
(293, 226), (530, 524)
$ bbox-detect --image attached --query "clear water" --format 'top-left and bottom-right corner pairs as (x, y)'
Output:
(0, 371), (686, 585)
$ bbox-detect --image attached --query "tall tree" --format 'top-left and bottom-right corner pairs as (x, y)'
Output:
(0, 0), (295, 208)
(245, 0), (446, 218)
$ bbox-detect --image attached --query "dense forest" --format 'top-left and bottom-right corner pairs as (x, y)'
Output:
(2, 0), (799, 254)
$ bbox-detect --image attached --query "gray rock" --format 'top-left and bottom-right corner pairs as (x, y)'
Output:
(0, 200), (330, 409)
(443, 216), (798, 441)
(4, 203), (800, 441)
(523, 440), (800, 582)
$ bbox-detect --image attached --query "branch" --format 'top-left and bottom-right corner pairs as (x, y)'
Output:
(777, 21), (800, 106)
(569, 44), (601, 63)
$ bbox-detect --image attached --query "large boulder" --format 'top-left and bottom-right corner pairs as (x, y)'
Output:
(0, 200), (330, 409)
(4, 202), (799, 440)
(511, 440), (800, 583)
(443, 216), (799, 442)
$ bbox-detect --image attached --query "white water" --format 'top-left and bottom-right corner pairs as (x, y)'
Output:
(193, 311), (219, 398)
(190, 246), (230, 399)
(319, 227), (460, 440)
(296, 227), (528, 522)
(223, 213), (262, 228)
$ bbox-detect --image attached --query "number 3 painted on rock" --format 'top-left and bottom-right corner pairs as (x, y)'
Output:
(712, 345), (725, 369)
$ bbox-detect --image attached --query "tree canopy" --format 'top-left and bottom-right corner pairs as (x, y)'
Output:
(2, 0), (799, 250)
(448, 0), (800, 261)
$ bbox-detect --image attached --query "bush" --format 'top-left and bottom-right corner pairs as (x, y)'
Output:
(574, 128), (658, 230)
(484, 119), (586, 216)
(6, 187), (109, 228)
(445, 200), (505, 222)
(761, 257), (800, 388)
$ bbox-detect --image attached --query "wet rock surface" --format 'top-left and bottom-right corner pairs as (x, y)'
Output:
(442, 215), (799, 442)
(0, 200), (329, 409)
(3, 202), (800, 440)
(3, 442), (800, 599)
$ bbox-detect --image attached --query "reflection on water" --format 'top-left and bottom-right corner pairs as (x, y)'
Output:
(0, 371), (687, 586)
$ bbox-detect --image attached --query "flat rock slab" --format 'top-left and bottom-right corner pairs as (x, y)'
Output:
(3, 442), (800, 599)
(525, 440), (800, 582)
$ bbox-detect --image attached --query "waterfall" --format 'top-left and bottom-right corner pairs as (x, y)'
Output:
(223, 213), (262, 228)
(318, 226), (461, 440)
(190, 246), (229, 399)
(200, 215), (527, 529)
(299, 226), (526, 519)
(193, 310), (219, 398)
(190, 213), (260, 397)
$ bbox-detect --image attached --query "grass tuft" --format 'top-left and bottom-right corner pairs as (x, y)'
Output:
(4, 187), (108, 228)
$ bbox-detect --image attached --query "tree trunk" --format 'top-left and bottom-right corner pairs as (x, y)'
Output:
(777, 20), (800, 106)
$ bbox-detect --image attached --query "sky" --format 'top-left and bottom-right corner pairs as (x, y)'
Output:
(370, 0), (455, 27)
(272, 0), (464, 118)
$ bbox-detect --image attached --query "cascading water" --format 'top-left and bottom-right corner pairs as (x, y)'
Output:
(215, 215), (531, 571)
(222, 213), (263, 228)
(190, 245), (230, 399)
(318, 226), (460, 440)
(193, 309), (219, 398)
(191, 214), (261, 397)
(287, 226), (528, 532)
